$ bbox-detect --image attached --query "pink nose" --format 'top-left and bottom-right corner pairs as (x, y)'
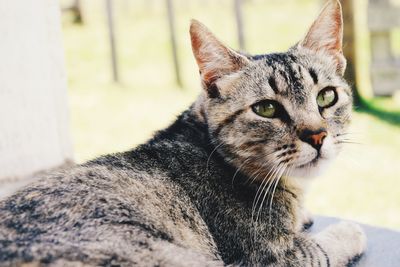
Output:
(299, 128), (327, 151)
(309, 131), (327, 145)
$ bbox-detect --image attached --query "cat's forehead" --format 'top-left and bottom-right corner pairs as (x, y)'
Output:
(241, 51), (335, 104)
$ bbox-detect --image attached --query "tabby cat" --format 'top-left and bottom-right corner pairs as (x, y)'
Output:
(0, 1), (366, 266)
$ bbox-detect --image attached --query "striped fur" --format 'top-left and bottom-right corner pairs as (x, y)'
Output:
(0, 1), (366, 266)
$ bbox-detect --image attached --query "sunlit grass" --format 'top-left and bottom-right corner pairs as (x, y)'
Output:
(62, 0), (400, 229)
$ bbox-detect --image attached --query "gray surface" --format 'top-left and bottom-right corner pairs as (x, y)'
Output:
(313, 216), (400, 266)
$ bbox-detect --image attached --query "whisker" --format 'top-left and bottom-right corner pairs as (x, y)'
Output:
(255, 174), (276, 223)
(251, 151), (289, 223)
(206, 142), (224, 172)
(231, 150), (277, 187)
(231, 157), (253, 186)
(255, 163), (285, 224)
(242, 158), (276, 187)
(245, 164), (265, 185)
(268, 163), (291, 225)
(267, 172), (282, 216)
(241, 149), (282, 188)
(336, 132), (362, 137)
(248, 155), (280, 185)
(258, 174), (279, 225)
(251, 163), (277, 222)
(335, 140), (363, 145)
(252, 164), (280, 242)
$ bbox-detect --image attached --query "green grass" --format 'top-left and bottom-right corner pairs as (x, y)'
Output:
(62, 0), (400, 229)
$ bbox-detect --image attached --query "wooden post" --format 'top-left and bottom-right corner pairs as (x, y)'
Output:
(72, 0), (84, 24)
(166, 0), (182, 87)
(341, 0), (361, 105)
(234, 0), (245, 51)
(105, 0), (119, 83)
(0, 0), (72, 196)
(368, 0), (400, 96)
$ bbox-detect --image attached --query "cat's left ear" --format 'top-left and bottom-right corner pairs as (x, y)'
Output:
(298, 0), (346, 75)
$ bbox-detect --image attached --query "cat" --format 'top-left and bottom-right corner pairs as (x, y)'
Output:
(0, 1), (366, 266)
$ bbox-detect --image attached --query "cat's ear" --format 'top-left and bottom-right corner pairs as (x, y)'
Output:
(298, 0), (346, 75)
(190, 20), (250, 97)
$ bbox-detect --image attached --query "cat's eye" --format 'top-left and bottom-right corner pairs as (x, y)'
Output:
(252, 100), (277, 118)
(317, 87), (337, 109)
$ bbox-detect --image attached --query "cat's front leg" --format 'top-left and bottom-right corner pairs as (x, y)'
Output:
(282, 223), (366, 267)
(312, 221), (367, 266)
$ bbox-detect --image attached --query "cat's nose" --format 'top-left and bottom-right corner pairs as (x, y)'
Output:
(298, 128), (327, 151)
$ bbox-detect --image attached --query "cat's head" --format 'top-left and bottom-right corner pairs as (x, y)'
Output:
(190, 0), (352, 180)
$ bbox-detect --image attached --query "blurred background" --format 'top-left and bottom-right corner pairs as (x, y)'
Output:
(0, 0), (399, 229)
(60, 0), (400, 229)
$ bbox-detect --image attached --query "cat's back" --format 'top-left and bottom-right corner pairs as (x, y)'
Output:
(0, 152), (218, 266)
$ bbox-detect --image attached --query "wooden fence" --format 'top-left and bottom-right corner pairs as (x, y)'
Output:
(62, 0), (400, 96)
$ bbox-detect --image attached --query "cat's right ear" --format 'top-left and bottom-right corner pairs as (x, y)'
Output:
(297, 0), (346, 75)
(190, 20), (250, 98)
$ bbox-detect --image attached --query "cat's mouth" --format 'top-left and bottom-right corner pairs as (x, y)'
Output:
(296, 153), (322, 169)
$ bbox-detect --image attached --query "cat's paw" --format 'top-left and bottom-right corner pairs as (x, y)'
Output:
(333, 221), (367, 256)
(314, 221), (367, 266)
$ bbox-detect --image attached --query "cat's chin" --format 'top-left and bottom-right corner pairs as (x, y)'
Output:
(290, 157), (332, 178)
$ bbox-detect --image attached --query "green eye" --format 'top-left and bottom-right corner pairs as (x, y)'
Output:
(252, 100), (277, 118)
(317, 87), (337, 108)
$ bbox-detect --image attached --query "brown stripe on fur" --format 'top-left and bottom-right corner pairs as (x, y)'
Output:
(213, 108), (245, 136)
(316, 243), (331, 267)
(305, 243), (315, 266)
(268, 76), (279, 94)
(308, 68), (319, 84)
